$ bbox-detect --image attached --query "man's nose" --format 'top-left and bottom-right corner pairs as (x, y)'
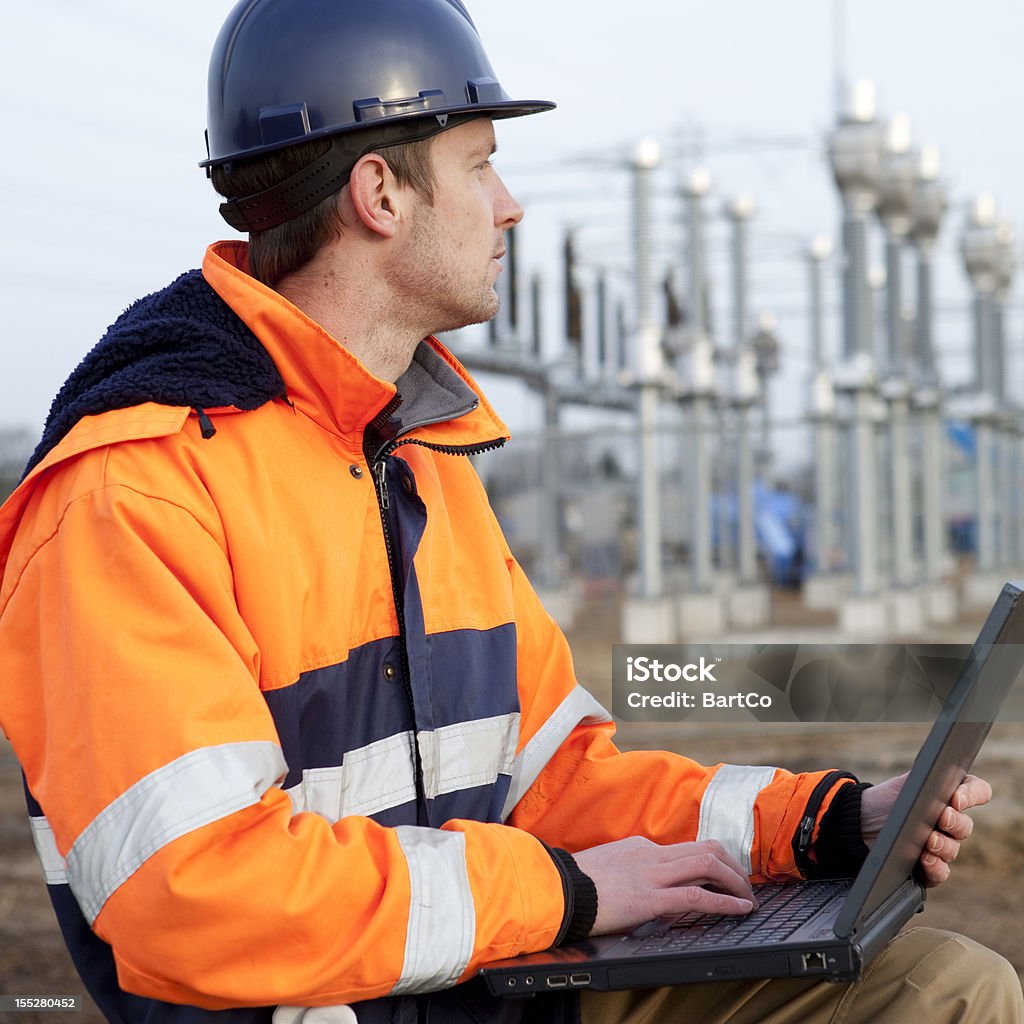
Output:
(495, 174), (524, 229)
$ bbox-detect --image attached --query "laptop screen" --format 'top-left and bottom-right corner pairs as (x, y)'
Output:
(834, 580), (1024, 938)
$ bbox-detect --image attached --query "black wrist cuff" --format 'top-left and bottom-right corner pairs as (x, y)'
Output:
(811, 782), (872, 878)
(547, 847), (599, 945)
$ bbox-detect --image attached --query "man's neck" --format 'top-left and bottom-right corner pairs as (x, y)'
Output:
(276, 266), (422, 385)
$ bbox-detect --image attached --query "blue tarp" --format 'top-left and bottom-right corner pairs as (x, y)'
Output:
(711, 482), (807, 585)
(710, 419), (979, 576)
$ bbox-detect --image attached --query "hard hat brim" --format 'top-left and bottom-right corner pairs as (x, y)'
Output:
(200, 100), (555, 169)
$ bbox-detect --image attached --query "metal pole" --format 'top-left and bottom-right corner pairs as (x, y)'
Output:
(813, 412), (835, 572)
(909, 148), (949, 589)
(993, 300), (1007, 406)
(961, 195), (1003, 577)
(977, 419), (996, 572)
(691, 394), (713, 589)
(915, 249), (946, 585)
(732, 214), (749, 368)
(920, 401), (945, 583)
(728, 198), (757, 585)
(637, 388), (662, 598)
(995, 220), (1019, 566)
(538, 382), (562, 589)
(993, 301), (1010, 565)
(722, 199), (753, 576)
(715, 410), (733, 573)
(530, 272), (543, 359)
(977, 290), (998, 572)
(736, 401), (757, 582)
(1000, 419), (1014, 567)
(997, 218), (1019, 565)
(759, 377), (771, 472)
(916, 251), (936, 385)
(843, 197), (880, 595)
(808, 239), (837, 573)
(685, 171), (714, 592)
(888, 392), (913, 586)
(810, 241), (828, 370)
(974, 293), (994, 397)
(507, 224), (520, 333)
(633, 141), (664, 599)
(688, 182), (706, 339)
(885, 236), (904, 375)
(616, 301), (628, 377)
(596, 271), (609, 379)
(883, 232), (913, 588)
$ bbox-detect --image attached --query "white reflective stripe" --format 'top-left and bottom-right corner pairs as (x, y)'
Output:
(67, 741), (287, 925)
(696, 764), (778, 876)
(418, 713), (519, 800)
(285, 716), (520, 823)
(501, 685), (612, 821)
(285, 732), (417, 821)
(391, 826), (475, 995)
(29, 815), (68, 885)
(272, 1006), (357, 1024)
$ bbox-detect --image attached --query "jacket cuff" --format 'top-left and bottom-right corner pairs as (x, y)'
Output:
(810, 782), (872, 878)
(546, 847), (599, 945)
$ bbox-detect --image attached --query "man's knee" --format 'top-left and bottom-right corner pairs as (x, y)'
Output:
(581, 928), (1022, 1024)
(850, 927), (1023, 1023)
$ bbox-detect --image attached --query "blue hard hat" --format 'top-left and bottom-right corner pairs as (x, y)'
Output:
(202, 0), (553, 229)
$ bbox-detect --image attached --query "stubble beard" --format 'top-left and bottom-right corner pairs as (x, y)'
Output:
(395, 205), (502, 337)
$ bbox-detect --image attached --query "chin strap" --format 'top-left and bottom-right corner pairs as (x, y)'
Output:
(218, 114), (472, 233)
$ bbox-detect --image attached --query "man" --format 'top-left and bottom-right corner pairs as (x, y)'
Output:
(0, 1), (1018, 1023)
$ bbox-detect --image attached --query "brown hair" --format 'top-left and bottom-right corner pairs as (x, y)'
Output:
(211, 134), (437, 287)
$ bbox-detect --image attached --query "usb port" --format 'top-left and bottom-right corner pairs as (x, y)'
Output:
(546, 975), (568, 989)
(570, 973), (592, 986)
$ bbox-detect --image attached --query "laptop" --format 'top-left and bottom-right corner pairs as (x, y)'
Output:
(480, 580), (1024, 997)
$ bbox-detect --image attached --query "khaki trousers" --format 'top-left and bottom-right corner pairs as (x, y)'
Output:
(581, 928), (1023, 1024)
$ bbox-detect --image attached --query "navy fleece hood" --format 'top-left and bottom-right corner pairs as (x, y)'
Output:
(24, 271), (286, 478)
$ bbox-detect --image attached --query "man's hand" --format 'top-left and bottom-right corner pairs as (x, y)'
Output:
(572, 836), (755, 936)
(860, 772), (992, 887)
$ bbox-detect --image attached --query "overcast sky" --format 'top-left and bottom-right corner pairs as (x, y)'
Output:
(2, 0), (1022, 445)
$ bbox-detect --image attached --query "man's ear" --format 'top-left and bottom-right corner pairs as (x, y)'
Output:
(348, 153), (402, 238)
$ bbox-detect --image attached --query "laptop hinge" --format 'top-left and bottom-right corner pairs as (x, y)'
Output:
(838, 877), (924, 946)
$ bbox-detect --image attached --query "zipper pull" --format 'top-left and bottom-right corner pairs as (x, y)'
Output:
(796, 815), (815, 858)
(792, 770), (858, 876)
(374, 460), (389, 510)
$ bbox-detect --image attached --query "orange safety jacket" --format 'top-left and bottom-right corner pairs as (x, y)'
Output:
(0, 242), (856, 1024)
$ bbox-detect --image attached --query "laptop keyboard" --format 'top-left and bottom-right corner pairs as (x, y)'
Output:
(634, 879), (852, 953)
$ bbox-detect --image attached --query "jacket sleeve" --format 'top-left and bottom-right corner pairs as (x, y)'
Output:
(0, 477), (565, 1010)
(502, 559), (855, 883)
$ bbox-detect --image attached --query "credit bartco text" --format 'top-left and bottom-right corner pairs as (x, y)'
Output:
(623, 656), (773, 710)
(625, 691), (774, 709)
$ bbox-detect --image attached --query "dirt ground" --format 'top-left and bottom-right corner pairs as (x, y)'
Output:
(1, 592), (1021, 1022)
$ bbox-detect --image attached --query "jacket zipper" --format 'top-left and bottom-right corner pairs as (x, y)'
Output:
(793, 769), (858, 876)
(366, 414), (506, 815)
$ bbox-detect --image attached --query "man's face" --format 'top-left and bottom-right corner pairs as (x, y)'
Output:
(390, 118), (524, 336)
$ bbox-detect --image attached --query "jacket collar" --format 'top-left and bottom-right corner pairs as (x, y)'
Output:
(203, 241), (509, 454)
(1, 244), (511, 580)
